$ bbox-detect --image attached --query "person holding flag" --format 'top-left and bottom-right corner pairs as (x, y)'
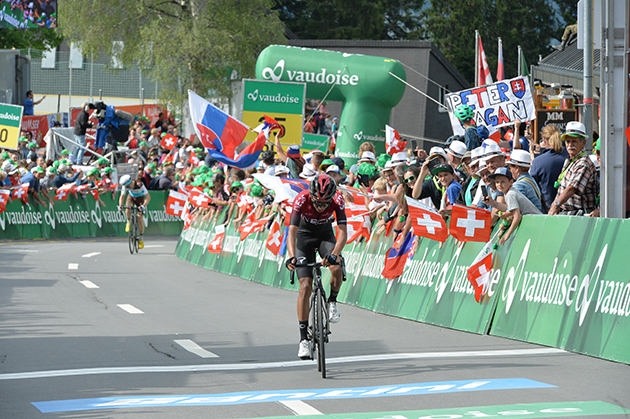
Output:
(285, 174), (347, 359)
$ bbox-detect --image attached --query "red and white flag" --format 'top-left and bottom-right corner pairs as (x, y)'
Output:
(89, 189), (99, 201)
(54, 183), (75, 201)
(265, 216), (284, 255)
(238, 218), (268, 241)
(449, 204), (492, 242)
(178, 184), (192, 196)
(344, 203), (371, 244)
(188, 188), (211, 208)
(166, 191), (188, 217)
(477, 34), (493, 86)
(160, 133), (178, 150)
(338, 185), (367, 205)
(385, 124), (407, 155)
(405, 197), (448, 242)
(12, 183), (29, 204)
(75, 184), (90, 193)
(207, 225), (225, 253)
(0, 189), (10, 212)
(181, 203), (193, 230)
(188, 153), (201, 167)
(467, 252), (493, 303)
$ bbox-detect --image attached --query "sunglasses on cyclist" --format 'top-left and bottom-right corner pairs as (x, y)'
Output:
(403, 175), (416, 184)
(313, 199), (332, 208)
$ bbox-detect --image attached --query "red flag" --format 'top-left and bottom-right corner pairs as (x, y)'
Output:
(0, 190), (10, 212)
(188, 153), (201, 167)
(75, 184), (90, 193)
(339, 185), (367, 205)
(406, 197), (448, 242)
(54, 183), (75, 201)
(12, 183), (29, 204)
(238, 218), (268, 241)
(160, 133), (178, 150)
(344, 203), (371, 244)
(181, 203), (192, 230)
(381, 231), (416, 280)
(166, 191), (188, 217)
(449, 204), (492, 242)
(385, 124), (407, 155)
(207, 225), (225, 253)
(467, 252), (493, 302)
(477, 34), (493, 86)
(89, 189), (99, 201)
(178, 184), (192, 196)
(265, 217), (284, 255)
(188, 188), (211, 208)
(163, 152), (175, 165)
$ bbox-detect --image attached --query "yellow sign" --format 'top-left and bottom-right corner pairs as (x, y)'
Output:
(0, 103), (23, 150)
(242, 111), (303, 146)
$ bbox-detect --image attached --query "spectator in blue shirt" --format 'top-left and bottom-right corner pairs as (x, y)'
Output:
(51, 164), (83, 189)
(530, 124), (568, 207)
(454, 104), (481, 151)
(507, 149), (543, 212)
(20, 166), (47, 206)
(23, 91), (46, 116)
(431, 163), (462, 218)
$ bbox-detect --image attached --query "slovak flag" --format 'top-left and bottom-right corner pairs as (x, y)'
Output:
(449, 204), (492, 242)
(0, 189), (11, 212)
(160, 133), (177, 150)
(477, 34), (493, 86)
(189, 90), (263, 169)
(207, 225), (225, 254)
(265, 216), (284, 255)
(188, 188), (212, 208)
(54, 183), (75, 201)
(166, 191), (188, 217)
(239, 218), (268, 241)
(385, 124), (407, 155)
(12, 183), (29, 204)
(405, 196), (448, 242)
(381, 231), (415, 280)
(467, 253), (493, 303)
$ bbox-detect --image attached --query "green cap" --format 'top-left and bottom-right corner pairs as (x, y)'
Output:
(47, 167), (58, 175)
(19, 136), (27, 142)
(594, 138), (601, 151)
(230, 181), (244, 191)
(377, 153), (392, 168)
(358, 162), (378, 177)
(52, 160), (60, 169)
(1, 151), (9, 159)
(139, 141), (148, 147)
(191, 179), (203, 187)
(250, 183), (263, 197)
(97, 157), (109, 165)
(141, 130), (148, 134)
(161, 132), (167, 138)
(319, 158), (334, 169)
(198, 165), (210, 173)
(207, 181), (215, 188)
(203, 188), (212, 195)
(60, 158), (69, 165)
(103, 167), (114, 174)
(147, 162), (156, 170)
(87, 168), (100, 177)
(28, 142), (37, 149)
(61, 149), (70, 156)
(32, 166), (44, 174)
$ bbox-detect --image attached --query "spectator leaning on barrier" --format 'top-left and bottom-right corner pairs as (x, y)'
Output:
(548, 121), (599, 216)
(530, 124), (568, 208)
(507, 149), (544, 212)
(20, 166), (47, 206)
(483, 167), (542, 245)
(411, 146), (449, 209)
(431, 163), (462, 218)
(52, 164), (83, 189)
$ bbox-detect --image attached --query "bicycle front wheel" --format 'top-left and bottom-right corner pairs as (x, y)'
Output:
(133, 213), (139, 253)
(316, 288), (326, 378)
(128, 215), (135, 254)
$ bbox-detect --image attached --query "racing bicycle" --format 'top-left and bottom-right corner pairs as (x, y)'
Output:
(291, 257), (346, 378)
(123, 205), (143, 254)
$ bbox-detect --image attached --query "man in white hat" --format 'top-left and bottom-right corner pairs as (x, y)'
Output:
(379, 160), (399, 191)
(507, 149), (543, 212)
(446, 140), (468, 184)
(390, 151), (409, 165)
(456, 146), (483, 206)
(357, 150), (377, 165)
(299, 163), (318, 180)
(274, 165), (290, 178)
(549, 121), (598, 216)
(480, 140), (507, 174)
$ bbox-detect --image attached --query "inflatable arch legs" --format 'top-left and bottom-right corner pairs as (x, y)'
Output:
(256, 45), (406, 164)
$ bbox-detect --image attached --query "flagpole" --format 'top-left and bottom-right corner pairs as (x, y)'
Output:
(475, 30), (479, 87)
(517, 45), (522, 76)
(497, 37), (502, 80)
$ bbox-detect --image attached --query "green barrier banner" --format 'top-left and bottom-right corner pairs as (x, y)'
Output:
(175, 213), (630, 364)
(0, 191), (182, 240)
(490, 216), (630, 364)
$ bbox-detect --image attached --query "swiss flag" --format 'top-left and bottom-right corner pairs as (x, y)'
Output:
(237, 192), (254, 214)
(207, 225), (225, 253)
(89, 189), (99, 201)
(467, 252), (493, 303)
(166, 191), (188, 217)
(12, 183), (29, 204)
(188, 153), (201, 166)
(239, 218), (268, 241)
(75, 184), (90, 193)
(163, 152), (175, 165)
(265, 217), (284, 255)
(181, 203), (192, 230)
(188, 188), (211, 208)
(178, 184), (192, 196)
(385, 124), (407, 155)
(344, 203), (371, 244)
(54, 183), (75, 201)
(449, 204), (492, 242)
(406, 197), (448, 242)
(160, 133), (178, 150)
(0, 189), (10, 212)
(339, 185), (367, 205)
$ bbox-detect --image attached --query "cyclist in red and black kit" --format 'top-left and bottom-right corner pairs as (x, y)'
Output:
(286, 174), (348, 359)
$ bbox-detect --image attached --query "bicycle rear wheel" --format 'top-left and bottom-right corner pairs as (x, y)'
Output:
(315, 287), (326, 378)
(128, 214), (135, 254)
(133, 213), (139, 253)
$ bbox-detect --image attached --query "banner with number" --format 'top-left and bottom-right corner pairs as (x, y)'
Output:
(0, 103), (24, 150)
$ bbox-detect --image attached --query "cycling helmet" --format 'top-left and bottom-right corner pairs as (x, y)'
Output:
(119, 174), (132, 187)
(309, 173), (336, 201)
(454, 104), (474, 122)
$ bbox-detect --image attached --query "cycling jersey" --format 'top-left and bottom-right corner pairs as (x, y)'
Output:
(124, 181), (149, 198)
(290, 190), (347, 228)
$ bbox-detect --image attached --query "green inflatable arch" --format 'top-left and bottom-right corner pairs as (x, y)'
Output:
(256, 45), (406, 164)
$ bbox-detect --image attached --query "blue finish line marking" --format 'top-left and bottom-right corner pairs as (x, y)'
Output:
(32, 378), (555, 413)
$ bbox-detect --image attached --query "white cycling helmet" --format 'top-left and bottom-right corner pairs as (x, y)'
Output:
(119, 174), (132, 186)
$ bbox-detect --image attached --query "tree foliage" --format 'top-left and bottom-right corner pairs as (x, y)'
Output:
(421, 0), (562, 83)
(274, 0), (425, 40)
(59, 0), (285, 104)
(0, 28), (62, 51)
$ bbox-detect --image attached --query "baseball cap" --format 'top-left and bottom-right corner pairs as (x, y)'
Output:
(250, 183), (263, 197)
(139, 141), (148, 147)
(87, 168), (100, 177)
(358, 151), (376, 163)
(102, 167), (114, 174)
(358, 162), (378, 177)
(561, 121), (588, 140)
(97, 157), (109, 165)
(326, 165), (341, 174)
(230, 181), (244, 190)
(331, 157), (345, 171)
(319, 158), (334, 170)
(31, 166), (44, 174)
(489, 167), (513, 181)
(430, 163), (454, 176)
(46, 167), (58, 176)
(61, 149), (70, 156)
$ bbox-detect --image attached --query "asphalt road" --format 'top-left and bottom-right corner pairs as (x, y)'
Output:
(0, 237), (629, 419)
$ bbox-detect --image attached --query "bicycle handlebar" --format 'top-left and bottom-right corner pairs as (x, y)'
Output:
(289, 257), (346, 285)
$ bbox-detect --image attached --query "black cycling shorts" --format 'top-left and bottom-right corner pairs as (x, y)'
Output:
(295, 226), (337, 279)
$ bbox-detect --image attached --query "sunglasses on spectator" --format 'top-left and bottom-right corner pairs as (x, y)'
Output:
(313, 199), (332, 208)
(403, 175), (416, 184)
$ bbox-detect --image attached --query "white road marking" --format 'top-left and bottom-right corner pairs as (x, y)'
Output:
(17, 249), (39, 253)
(82, 252), (101, 258)
(280, 400), (323, 415)
(0, 348), (566, 380)
(142, 245), (164, 248)
(117, 304), (144, 314)
(68, 263), (79, 270)
(79, 280), (99, 289)
(174, 340), (220, 358)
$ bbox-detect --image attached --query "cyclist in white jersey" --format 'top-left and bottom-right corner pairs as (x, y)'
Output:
(118, 174), (151, 249)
